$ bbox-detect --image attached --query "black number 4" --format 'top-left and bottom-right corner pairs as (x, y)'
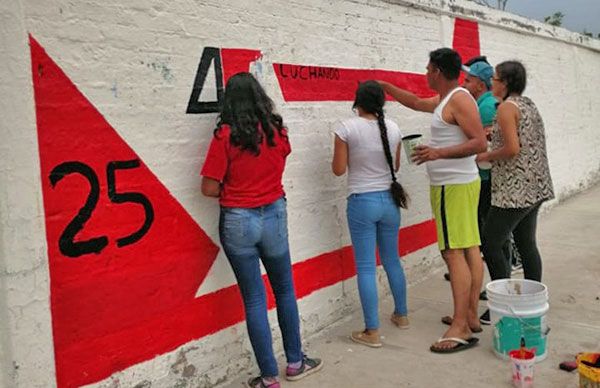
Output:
(49, 159), (154, 258)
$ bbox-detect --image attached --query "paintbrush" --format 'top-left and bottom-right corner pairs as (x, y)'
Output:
(519, 336), (526, 358)
(581, 353), (600, 368)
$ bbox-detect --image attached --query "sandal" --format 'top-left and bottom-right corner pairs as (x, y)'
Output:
(430, 337), (479, 354)
(440, 316), (483, 333)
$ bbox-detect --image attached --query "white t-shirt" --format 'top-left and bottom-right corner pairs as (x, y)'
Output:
(426, 87), (479, 186)
(334, 117), (402, 195)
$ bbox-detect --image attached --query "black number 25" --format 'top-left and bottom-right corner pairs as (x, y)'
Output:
(49, 159), (154, 258)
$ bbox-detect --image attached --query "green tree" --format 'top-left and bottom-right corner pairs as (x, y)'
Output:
(582, 29), (593, 37)
(544, 12), (564, 27)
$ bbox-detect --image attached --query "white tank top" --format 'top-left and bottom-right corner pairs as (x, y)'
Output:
(426, 87), (479, 186)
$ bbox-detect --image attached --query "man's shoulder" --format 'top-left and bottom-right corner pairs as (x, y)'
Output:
(447, 88), (477, 111)
(478, 92), (497, 108)
(477, 93), (496, 123)
(451, 87), (476, 102)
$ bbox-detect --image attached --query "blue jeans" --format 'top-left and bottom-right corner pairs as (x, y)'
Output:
(219, 197), (302, 377)
(347, 190), (408, 330)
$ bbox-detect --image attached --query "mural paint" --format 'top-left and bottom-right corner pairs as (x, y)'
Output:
(271, 18), (479, 101)
(31, 18), (479, 388)
(187, 48), (263, 114)
(186, 20), (478, 108)
(273, 64), (435, 101)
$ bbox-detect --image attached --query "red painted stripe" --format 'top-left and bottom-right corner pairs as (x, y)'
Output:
(273, 63), (436, 102)
(56, 219), (437, 387)
(452, 19), (480, 64)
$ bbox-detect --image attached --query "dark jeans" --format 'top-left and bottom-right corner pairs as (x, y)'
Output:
(219, 197), (302, 377)
(482, 202), (543, 281)
(478, 179), (492, 245)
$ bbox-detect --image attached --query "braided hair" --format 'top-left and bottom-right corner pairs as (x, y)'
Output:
(353, 81), (409, 209)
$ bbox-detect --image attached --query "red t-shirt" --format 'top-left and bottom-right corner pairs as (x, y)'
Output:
(201, 124), (291, 208)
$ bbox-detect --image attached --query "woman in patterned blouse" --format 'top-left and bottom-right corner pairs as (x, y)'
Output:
(476, 61), (554, 287)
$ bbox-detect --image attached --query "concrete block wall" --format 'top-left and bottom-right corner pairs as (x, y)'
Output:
(1, 0), (599, 387)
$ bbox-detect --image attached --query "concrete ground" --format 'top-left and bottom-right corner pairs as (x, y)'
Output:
(226, 185), (600, 388)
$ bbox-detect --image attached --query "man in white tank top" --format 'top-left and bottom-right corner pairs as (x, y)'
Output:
(379, 48), (487, 354)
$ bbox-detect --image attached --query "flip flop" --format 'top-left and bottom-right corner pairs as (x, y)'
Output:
(430, 337), (479, 354)
(440, 316), (483, 333)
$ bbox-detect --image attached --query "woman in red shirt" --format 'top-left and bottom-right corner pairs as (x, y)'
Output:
(201, 73), (322, 388)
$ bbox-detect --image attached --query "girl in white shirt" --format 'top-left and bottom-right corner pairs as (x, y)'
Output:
(332, 81), (409, 348)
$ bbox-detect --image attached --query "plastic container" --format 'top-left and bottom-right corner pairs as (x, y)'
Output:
(486, 279), (549, 362)
(509, 348), (535, 388)
(577, 353), (600, 388)
(401, 134), (422, 164)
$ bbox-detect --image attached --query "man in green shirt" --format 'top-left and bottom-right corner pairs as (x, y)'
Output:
(463, 59), (496, 182)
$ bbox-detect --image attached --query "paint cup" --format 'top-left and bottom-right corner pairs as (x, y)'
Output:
(509, 349), (535, 388)
(477, 158), (492, 170)
(477, 142), (492, 170)
(577, 353), (600, 387)
(401, 134), (423, 164)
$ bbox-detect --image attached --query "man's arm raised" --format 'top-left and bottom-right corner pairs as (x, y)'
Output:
(379, 81), (439, 113)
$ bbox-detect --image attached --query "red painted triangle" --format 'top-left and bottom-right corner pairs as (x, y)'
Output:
(30, 36), (219, 387)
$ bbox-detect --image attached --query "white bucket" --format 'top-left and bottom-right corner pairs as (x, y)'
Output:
(486, 279), (550, 362)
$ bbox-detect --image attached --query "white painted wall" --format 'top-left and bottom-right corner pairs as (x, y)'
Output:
(0, 1), (56, 388)
(1, 0), (599, 387)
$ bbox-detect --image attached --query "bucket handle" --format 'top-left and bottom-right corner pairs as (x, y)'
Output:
(493, 302), (551, 336)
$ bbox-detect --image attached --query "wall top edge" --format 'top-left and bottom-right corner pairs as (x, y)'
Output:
(382, 0), (600, 52)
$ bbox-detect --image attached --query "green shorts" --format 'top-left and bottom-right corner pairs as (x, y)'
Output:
(430, 179), (481, 251)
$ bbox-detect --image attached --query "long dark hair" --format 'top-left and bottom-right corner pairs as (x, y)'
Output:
(215, 72), (286, 154)
(353, 81), (409, 209)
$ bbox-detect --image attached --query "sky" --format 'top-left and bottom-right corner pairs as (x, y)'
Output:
(503, 0), (600, 35)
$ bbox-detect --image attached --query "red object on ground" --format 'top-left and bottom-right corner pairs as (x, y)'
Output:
(509, 349), (536, 360)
